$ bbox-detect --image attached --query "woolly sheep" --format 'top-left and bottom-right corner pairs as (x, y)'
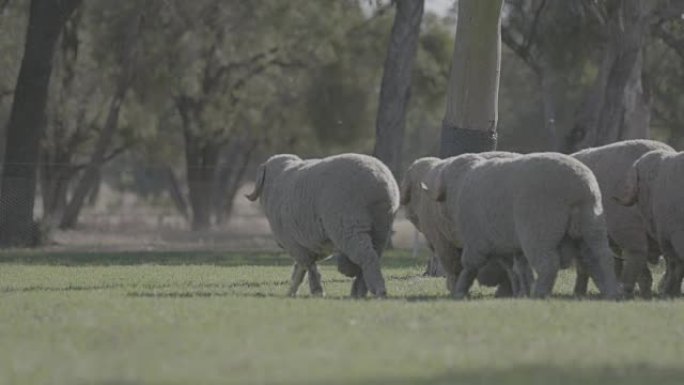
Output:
(401, 153), (521, 297)
(246, 153), (400, 298)
(427, 152), (621, 299)
(615, 149), (684, 297)
(572, 139), (674, 298)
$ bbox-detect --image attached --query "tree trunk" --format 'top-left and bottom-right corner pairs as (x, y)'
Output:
(0, 0), (81, 246)
(563, 0), (651, 152)
(214, 137), (258, 225)
(439, 0), (504, 158)
(372, 0), (424, 178)
(176, 96), (220, 231)
(426, 0), (503, 276)
(39, 154), (72, 227)
(59, 76), (129, 229)
(164, 166), (190, 221)
(184, 128), (219, 231)
(59, 12), (140, 229)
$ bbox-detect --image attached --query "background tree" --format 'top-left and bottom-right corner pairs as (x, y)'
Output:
(373, 0), (424, 179)
(0, 0), (81, 246)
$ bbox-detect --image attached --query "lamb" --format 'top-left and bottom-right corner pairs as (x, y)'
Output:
(246, 153), (400, 298)
(426, 152), (621, 299)
(615, 149), (684, 297)
(572, 139), (675, 298)
(401, 153), (521, 297)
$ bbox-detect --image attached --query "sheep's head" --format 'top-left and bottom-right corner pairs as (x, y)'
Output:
(400, 157), (440, 206)
(425, 154), (482, 202)
(613, 150), (668, 207)
(245, 154), (301, 202)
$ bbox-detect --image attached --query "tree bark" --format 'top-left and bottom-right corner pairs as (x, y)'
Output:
(563, 0), (651, 152)
(372, 0), (424, 178)
(0, 0), (81, 246)
(439, 0), (503, 158)
(426, 0), (503, 276)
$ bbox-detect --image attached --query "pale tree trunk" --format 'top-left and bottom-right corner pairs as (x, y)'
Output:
(425, 0), (503, 276)
(0, 0), (81, 246)
(373, 0), (424, 179)
(439, 0), (503, 158)
(564, 0), (651, 152)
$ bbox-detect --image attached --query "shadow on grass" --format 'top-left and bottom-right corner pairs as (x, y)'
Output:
(0, 250), (423, 269)
(272, 365), (684, 385)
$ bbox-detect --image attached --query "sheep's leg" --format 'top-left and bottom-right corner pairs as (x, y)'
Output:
(658, 239), (679, 298)
(452, 247), (487, 300)
(341, 237), (387, 297)
(636, 265), (653, 299)
(620, 248), (648, 299)
(574, 260), (589, 297)
(523, 246), (560, 299)
(287, 263), (307, 297)
(432, 240), (461, 293)
(351, 275), (368, 298)
(494, 258), (516, 298)
(665, 233), (684, 297)
(307, 264), (324, 297)
(579, 242), (621, 300)
(513, 255), (533, 298)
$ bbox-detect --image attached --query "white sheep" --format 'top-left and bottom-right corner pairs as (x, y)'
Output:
(572, 139), (675, 298)
(427, 153), (621, 299)
(246, 153), (400, 298)
(401, 153), (523, 297)
(615, 149), (684, 297)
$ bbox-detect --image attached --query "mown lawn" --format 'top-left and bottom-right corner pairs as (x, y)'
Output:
(1, 250), (683, 385)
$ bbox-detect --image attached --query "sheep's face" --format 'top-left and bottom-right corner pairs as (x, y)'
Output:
(245, 154), (301, 202)
(400, 157), (440, 206)
(426, 154), (482, 203)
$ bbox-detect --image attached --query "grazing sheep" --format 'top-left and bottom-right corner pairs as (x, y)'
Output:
(427, 153), (621, 299)
(246, 153), (399, 298)
(572, 140), (675, 298)
(401, 154), (521, 297)
(615, 150), (684, 297)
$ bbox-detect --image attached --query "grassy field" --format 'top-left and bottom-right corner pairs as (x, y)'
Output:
(1, 250), (684, 385)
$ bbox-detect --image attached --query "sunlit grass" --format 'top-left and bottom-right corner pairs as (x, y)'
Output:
(1, 250), (683, 385)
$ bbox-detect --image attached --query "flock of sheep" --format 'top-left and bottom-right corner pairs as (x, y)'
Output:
(246, 139), (684, 300)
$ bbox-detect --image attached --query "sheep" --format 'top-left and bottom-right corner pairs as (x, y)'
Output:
(615, 149), (684, 297)
(401, 153), (523, 297)
(246, 153), (400, 298)
(426, 152), (621, 299)
(571, 139), (675, 298)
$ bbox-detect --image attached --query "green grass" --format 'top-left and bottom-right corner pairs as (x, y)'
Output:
(1, 250), (684, 385)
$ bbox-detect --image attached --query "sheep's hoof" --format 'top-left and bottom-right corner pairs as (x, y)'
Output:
(310, 290), (325, 297)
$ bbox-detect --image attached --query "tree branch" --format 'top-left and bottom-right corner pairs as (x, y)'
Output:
(501, 25), (541, 74)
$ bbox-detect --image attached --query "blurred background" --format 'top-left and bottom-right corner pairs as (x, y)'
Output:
(0, 0), (683, 252)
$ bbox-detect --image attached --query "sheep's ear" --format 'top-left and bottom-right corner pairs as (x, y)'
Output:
(399, 177), (412, 205)
(613, 166), (638, 206)
(245, 164), (266, 202)
(425, 170), (446, 202)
